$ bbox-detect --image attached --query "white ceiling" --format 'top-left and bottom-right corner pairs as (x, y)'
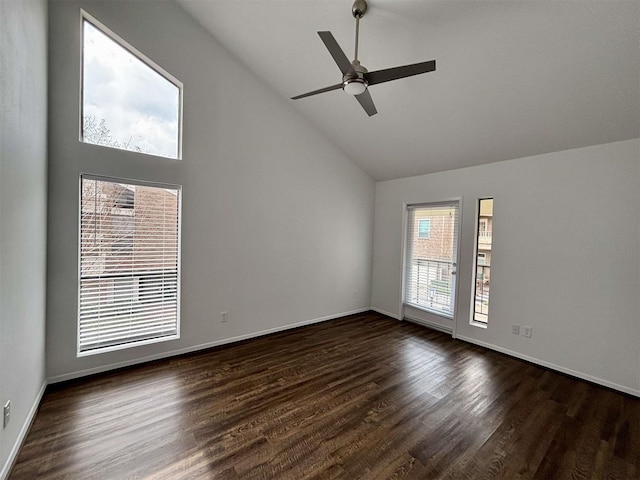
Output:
(177, 0), (640, 181)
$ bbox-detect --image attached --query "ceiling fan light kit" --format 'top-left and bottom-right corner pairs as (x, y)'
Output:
(343, 78), (367, 96)
(342, 61), (368, 95)
(291, 0), (436, 116)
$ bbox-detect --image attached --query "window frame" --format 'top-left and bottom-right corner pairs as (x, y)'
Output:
(77, 174), (182, 356)
(471, 197), (493, 328)
(79, 10), (184, 160)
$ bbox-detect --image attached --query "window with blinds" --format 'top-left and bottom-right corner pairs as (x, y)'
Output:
(404, 202), (460, 318)
(79, 176), (181, 354)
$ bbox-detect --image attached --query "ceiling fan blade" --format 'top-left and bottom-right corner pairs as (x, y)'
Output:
(355, 89), (377, 116)
(291, 82), (343, 100)
(318, 31), (352, 75)
(366, 60), (436, 86)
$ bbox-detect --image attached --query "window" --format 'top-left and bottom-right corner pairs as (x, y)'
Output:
(479, 219), (488, 235)
(79, 176), (181, 354)
(109, 186), (135, 252)
(404, 202), (460, 318)
(418, 219), (431, 238)
(81, 12), (182, 159)
(110, 214), (134, 252)
(473, 198), (493, 324)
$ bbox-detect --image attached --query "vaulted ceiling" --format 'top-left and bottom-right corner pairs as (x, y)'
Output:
(177, 0), (640, 181)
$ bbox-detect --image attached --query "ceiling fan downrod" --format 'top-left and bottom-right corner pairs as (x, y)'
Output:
(352, 0), (367, 62)
(343, 0), (369, 96)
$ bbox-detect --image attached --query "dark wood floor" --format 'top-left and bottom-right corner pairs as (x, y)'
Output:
(9, 312), (639, 479)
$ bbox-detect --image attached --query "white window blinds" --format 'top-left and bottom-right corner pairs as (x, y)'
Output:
(79, 176), (181, 354)
(404, 202), (460, 318)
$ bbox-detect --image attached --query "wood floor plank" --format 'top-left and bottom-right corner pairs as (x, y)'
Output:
(8, 312), (640, 479)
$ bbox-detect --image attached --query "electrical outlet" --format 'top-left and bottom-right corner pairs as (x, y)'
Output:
(523, 326), (532, 338)
(3, 401), (10, 428)
(221, 311), (228, 323)
(512, 324), (520, 335)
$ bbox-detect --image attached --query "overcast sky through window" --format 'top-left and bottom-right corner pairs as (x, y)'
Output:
(82, 20), (180, 159)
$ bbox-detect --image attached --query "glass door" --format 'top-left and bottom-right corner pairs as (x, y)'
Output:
(404, 201), (460, 318)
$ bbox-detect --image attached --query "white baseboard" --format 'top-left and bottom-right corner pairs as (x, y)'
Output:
(1, 381), (47, 480)
(48, 308), (370, 384)
(456, 334), (640, 398)
(370, 307), (401, 320)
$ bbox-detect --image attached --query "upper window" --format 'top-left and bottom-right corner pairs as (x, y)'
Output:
(81, 12), (182, 159)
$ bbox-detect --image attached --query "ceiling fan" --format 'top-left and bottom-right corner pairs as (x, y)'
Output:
(291, 0), (436, 116)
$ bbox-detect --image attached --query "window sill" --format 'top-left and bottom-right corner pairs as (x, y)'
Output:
(470, 320), (488, 329)
(403, 302), (454, 321)
(77, 333), (180, 357)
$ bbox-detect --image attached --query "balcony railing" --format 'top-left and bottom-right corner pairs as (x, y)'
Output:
(406, 258), (455, 316)
(478, 231), (492, 248)
(474, 264), (490, 323)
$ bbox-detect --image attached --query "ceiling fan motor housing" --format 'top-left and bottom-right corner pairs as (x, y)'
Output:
(343, 60), (368, 95)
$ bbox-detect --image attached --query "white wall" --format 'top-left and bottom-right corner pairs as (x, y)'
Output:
(372, 140), (640, 395)
(46, 1), (375, 380)
(0, 0), (48, 477)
